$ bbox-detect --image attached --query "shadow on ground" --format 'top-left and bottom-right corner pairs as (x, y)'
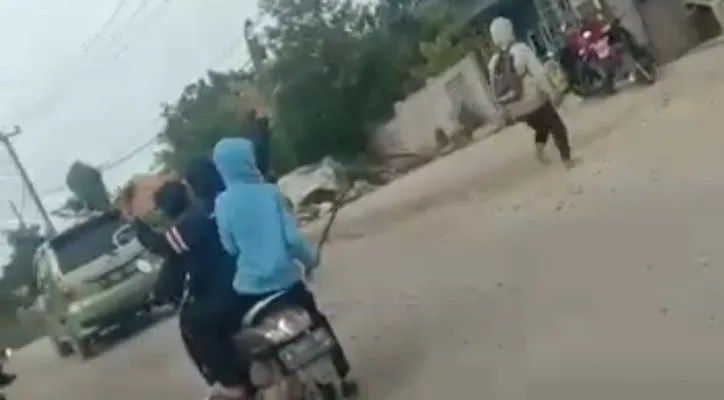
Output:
(0, 310), (171, 358)
(0, 315), (42, 349)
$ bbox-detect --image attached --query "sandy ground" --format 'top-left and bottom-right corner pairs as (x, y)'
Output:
(7, 41), (724, 400)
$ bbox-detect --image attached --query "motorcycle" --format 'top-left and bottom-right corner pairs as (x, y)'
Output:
(138, 185), (353, 400)
(234, 186), (353, 400)
(0, 348), (16, 400)
(558, 17), (657, 97)
(233, 288), (345, 400)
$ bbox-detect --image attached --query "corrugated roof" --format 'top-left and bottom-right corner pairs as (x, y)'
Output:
(416, 0), (502, 31)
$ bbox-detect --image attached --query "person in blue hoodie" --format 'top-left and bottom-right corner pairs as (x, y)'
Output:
(212, 137), (357, 397)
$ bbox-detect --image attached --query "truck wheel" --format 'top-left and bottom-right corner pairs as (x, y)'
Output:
(51, 337), (74, 358)
(71, 337), (97, 360)
(312, 383), (337, 400)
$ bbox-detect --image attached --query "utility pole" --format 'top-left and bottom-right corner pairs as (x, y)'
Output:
(0, 126), (57, 237)
(8, 201), (27, 229)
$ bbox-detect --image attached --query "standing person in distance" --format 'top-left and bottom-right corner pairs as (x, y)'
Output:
(488, 16), (579, 169)
(243, 109), (273, 181)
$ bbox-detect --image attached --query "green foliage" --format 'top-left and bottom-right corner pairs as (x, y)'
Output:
(258, 0), (411, 165)
(155, 0), (435, 174)
(418, 35), (470, 77)
(0, 225), (44, 314)
(66, 162), (111, 212)
(413, 0), (494, 78)
(155, 70), (256, 173)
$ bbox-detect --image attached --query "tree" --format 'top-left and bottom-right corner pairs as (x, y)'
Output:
(154, 0), (432, 175)
(155, 70), (257, 173)
(66, 161), (111, 212)
(258, 0), (414, 165)
(412, 0), (491, 78)
(0, 224), (44, 314)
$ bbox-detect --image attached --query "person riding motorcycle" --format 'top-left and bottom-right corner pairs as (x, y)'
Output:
(212, 137), (358, 398)
(122, 161), (248, 399)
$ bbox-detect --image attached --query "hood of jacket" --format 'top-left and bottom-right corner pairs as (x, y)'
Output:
(490, 17), (515, 50)
(154, 180), (190, 219)
(185, 157), (225, 209)
(212, 137), (262, 186)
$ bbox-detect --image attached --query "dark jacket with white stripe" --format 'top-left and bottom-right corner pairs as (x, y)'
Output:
(134, 160), (234, 303)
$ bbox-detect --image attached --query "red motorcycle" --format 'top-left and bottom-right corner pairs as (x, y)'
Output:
(559, 18), (657, 97)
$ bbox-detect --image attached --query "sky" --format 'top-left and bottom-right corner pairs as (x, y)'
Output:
(0, 0), (259, 263)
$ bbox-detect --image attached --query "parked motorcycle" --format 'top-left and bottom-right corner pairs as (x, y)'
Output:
(0, 348), (16, 400)
(558, 17), (657, 97)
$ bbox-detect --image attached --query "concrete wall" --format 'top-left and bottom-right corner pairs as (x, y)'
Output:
(599, 0), (651, 44)
(371, 53), (503, 156)
(638, 0), (700, 64)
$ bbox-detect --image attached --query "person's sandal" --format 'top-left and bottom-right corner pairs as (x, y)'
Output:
(535, 144), (550, 164)
(563, 157), (581, 170)
(341, 380), (360, 398)
(205, 384), (249, 400)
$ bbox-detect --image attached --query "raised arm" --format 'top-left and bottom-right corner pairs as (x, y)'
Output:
(133, 219), (171, 256)
(214, 195), (239, 256)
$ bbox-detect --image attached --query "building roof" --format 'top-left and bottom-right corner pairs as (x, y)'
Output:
(416, 0), (502, 32)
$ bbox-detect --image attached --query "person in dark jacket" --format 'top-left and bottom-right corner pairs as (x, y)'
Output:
(129, 161), (250, 399)
(185, 157), (226, 212)
(243, 109), (271, 179)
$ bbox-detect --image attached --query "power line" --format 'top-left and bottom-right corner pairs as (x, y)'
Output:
(98, 133), (160, 171)
(25, 17), (254, 198)
(6, 0), (174, 123)
(81, 0), (132, 52)
(111, 0), (170, 59)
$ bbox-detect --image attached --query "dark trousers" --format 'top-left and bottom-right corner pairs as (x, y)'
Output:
(179, 291), (246, 387)
(524, 101), (572, 161)
(233, 282), (351, 386)
(0, 371), (15, 388)
(178, 314), (213, 385)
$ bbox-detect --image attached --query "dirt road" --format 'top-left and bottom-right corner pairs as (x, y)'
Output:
(8, 42), (724, 400)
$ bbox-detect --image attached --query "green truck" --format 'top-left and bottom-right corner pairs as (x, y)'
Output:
(30, 211), (160, 359)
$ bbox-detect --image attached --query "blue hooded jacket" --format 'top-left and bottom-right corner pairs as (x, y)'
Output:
(212, 138), (316, 295)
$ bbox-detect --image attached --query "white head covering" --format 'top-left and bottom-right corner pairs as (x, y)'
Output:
(489, 17), (516, 49)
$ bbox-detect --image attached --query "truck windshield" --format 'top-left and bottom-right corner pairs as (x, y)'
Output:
(49, 214), (130, 274)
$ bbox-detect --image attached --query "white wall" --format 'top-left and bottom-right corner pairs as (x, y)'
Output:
(371, 54), (504, 156)
(609, 0), (651, 43)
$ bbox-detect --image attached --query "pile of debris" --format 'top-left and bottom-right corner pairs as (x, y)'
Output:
(277, 157), (379, 224)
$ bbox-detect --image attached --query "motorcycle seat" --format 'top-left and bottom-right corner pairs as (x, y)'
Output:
(242, 289), (289, 326)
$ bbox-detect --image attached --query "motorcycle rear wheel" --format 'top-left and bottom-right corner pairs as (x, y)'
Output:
(308, 383), (337, 400)
(570, 62), (609, 98)
(50, 337), (74, 358)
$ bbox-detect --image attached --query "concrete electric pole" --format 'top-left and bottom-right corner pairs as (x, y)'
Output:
(0, 126), (57, 237)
